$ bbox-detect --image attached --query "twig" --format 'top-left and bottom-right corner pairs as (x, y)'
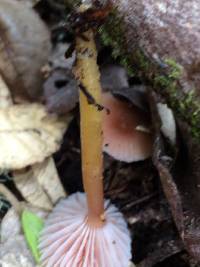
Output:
(123, 193), (158, 210)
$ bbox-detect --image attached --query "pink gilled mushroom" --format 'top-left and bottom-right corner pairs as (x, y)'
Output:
(102, 92), (152, 162)
(39, 193), (131, 267)
(39, 26), (131, 267)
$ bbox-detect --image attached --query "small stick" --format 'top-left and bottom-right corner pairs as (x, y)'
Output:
(75, 28), (104, 226)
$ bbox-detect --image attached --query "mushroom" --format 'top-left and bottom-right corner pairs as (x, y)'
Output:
(39, 192), (131, 266)
(39, 12), (131, 267)
(102, 91), (152, 162)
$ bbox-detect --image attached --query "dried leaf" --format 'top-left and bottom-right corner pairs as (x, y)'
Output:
(0, 76), (12, 108)
(0, 74), (66, 211)
(36, 157), (66, 204)
(21, 210), (44, 263)
(0, 104), (69, 169)
(157, 103), (176, 144)
(14, 167), (53, 211)
(14, 158), (66, 210)
(0, 0), (51, 101)
(0, 73), (66, 211)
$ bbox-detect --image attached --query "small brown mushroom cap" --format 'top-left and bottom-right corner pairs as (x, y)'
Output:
(39, 192), (131, 267)
(102, 92), (152, 162)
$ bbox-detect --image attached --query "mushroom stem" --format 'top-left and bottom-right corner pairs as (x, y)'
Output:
(75, 29), (104, 226)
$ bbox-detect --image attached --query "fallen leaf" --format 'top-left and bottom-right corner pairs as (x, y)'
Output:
(36, 157), (66, 204)
(0, 103), (69, 169)
(0, 0), (51, 101)
(157, 103), (176, 145)
(21, 210), (44, 263)
(0, 75), (12, 108)
(14, 167), (53, 211)
(14, 158), (66, 210)
(0, 74), (67, 211)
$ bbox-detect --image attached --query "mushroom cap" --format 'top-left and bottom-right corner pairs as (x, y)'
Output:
(39, 192), (131, 267)
(102, 92), (152, 162)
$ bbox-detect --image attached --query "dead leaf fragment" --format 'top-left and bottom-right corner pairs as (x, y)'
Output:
(0, 104), (69, 169)
(0, 75), (12, 108)
(14, 168), (53, 211)
(157, 103), (176, 144)
(0, 0), (51, 101)
(14, 158), (66, 210)
(36, 157), (66, 204)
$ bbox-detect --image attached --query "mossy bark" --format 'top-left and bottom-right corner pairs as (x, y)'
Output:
(99, 10), (200, 141)
(66, 1), (200, 260)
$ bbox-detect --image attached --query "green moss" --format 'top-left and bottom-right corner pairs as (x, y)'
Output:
(154, 60), (200, 140)
(164, 59), (183, 79)
(178, 91), (200, 139)
(134, 50), (152, 73)
(98, 10), (134, 76)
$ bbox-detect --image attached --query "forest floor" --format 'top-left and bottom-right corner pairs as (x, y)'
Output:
(0, 1), (200, 266)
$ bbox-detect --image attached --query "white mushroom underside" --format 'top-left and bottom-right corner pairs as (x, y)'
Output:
(39, 192), (131, 267)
